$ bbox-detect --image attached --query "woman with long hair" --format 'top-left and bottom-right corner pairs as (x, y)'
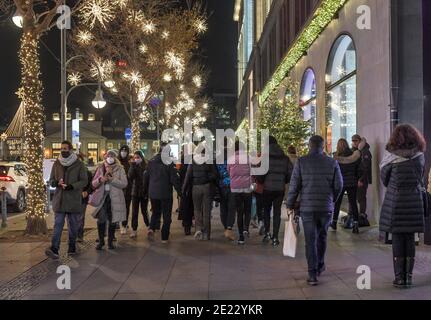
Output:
(332, 138), (362, 234)
(380, 124), (426, 288)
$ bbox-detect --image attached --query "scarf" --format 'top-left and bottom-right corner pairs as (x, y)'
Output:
(58, 153), (78, 167)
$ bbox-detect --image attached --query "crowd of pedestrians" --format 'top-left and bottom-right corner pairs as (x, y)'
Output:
(44, 124), (428, 289)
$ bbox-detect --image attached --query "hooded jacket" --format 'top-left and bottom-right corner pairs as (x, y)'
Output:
(227, 150), (252, 192)
(379, 148), (425, 234)
(263, 143), (293, 192)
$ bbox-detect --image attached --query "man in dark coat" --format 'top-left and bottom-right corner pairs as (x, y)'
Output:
(143, 142), (181, 243)
(352, 135), (372, 217)
(45, 141), (88, 259)
(287, 136), (343, 286)
(119, 145), (132, 233)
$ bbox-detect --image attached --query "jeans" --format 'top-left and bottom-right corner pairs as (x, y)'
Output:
(333, 187), (359, 223)
(302, 212), (332, 275)
(233, 192), (252, 235)
(392, 233), (416, 258)
(263, 191), (284, 239)
(51, 212), (80, 251)
(149, 198), (173, 241)
(192, 184), (212, 237)
(357, 183), (368, 214)
(122, 194), (132, 227)
(77, 201), (87, 239)
(131, 196), (149, 231)
(219, 186), (235, 229)
(254, 192), (265, 222)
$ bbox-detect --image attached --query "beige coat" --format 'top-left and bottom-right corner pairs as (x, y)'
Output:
(92, 160), (128, 223)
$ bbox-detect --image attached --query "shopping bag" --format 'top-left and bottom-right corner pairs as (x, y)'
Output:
(283, 215), (298, 258)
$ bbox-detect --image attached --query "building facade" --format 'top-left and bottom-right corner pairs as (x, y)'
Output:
(235, 0), (429, 223)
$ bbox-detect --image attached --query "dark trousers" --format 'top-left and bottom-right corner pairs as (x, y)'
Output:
(97, 195), (116, 245)
(192, 184), (212, 237)
(149, 198), (173, 241)
(219, 186), (235, 229)
(131, 196), (149, 231)
(77, 200), (87, 239)
(233, 192), (252, 235)
(263, 190), (284, 239)
(392, 233), (416, 258)
(333, 187), (359, 222)
(254, 192), (265, 222)
(302, 213), (331, 275)
(357, 183), (368, 214)
(122, 195), (132, 227)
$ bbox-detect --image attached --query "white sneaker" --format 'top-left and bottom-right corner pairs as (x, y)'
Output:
(130, 230), (137, 239)
(120, 226), (127, 235)
(194, 231), (202, 240)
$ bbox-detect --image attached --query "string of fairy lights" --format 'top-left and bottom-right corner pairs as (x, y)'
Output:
(259, 0), (349, 104)
(18, 32), (48, 230)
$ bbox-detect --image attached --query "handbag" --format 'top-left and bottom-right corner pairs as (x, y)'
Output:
(86, 203), (101, 219)
(283, 213), (299, 258)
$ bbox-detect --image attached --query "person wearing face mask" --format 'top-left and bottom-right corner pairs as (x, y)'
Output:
(90, 150), (128, 250)
(119, 145), (133, 234)
(45, 141), (88, 260)
(128, 150), (149, 238)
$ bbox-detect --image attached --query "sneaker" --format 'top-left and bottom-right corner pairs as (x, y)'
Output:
(96, 241), (105, 250)
(130, 230), (137, 239)
(307, 275), (319, 286)
(45, 247), (59, 260)
(262, 233), (271, 243)
(330, 221), (337, 231)
(194, 231), (203, 240)
(258, 221), (265, 236)
(238, 234), (245, 245)
(161, 240), (168, 244)
(120, 226), (127, 235)
(224, 229), (235, 241)
(243, 230), (250, 238)
(147, 229), (155, 241)
(272, 238), (280, 247)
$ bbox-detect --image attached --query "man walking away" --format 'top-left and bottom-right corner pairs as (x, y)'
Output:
(287, 136), (343, 286)
(143, 142), (182, 243)
(45, 141), (88, 259)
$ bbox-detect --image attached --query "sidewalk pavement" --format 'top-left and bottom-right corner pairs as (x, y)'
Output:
(1, 205), (431, 300)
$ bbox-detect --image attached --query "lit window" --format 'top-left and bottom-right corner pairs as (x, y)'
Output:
(53, 113), (60, 121)
(325, 35), (357, 153)
(88, 114), (96, 121)
(300, 68), (317, 135)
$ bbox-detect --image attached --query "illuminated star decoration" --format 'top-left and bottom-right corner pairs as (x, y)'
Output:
(139, 43), (148, 54)
(91, 58), (114, 80)
(76, 30), (93, 45)
(143, 20), (156, 34)
(194, 18), (207, 34)
(68, 73), (82, 86)
(162, 30), (170, 39)
(192, 75), (202, 88)
(79, 0), (115, 29)
(165, 51), (185, 80)
(114, 0), (128, 9)
(163, 73), (172, 82)
(129, 71), (142, 85)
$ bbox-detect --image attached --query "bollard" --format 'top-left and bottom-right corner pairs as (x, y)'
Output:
(1, 187), (7, 228)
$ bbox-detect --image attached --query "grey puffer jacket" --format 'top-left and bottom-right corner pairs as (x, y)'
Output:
(263, 144), (293, 192)
(287, 148), (343, 214)
(379, 149), (425, 234)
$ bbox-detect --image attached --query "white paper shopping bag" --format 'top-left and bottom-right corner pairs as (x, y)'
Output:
(283, 216), (298, 258)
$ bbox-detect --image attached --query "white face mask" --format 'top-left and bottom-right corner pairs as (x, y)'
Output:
(135, 158), (143, 165)
(106, 157), (115, 165)
(120, 151), (128, 158)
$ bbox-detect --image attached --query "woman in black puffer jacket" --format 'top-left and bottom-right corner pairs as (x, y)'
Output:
(332, 139), (362, 234)
(379, 124), (426, 288)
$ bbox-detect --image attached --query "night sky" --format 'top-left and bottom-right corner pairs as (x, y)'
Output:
(0, 0), (237, 127)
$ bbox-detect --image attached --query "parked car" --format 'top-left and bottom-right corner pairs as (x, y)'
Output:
(0, 162), (28, 212)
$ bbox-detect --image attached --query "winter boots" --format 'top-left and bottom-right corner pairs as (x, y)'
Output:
(393, 257), (405, 288)
(96, 223), (106, 250)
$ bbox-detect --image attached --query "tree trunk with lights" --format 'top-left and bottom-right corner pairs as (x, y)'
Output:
(19, 31), (48, 235)
(130, 103), (141, 152)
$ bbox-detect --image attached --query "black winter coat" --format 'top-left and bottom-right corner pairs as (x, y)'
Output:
(354, 144), (372, 184)
(120, 156), (132, 198)
(379, 150), (425, 234)
(263, 144), (293, 192)
(143, 153), (181, 200)
(334, 149), (362, 189)
(128, 161), (147, 198)
(182, 162), (217, 192)
(287, 148), (343, 214)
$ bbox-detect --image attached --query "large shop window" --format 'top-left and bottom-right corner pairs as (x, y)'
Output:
(325, 35), (357, 153)
(299, 68), (317, 135)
